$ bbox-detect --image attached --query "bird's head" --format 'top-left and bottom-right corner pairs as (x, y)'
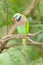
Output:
(13, 13), (27, 26)
(13, 13), (22, 22)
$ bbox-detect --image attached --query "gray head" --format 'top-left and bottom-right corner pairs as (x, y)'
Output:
(13, 13), (22, 22)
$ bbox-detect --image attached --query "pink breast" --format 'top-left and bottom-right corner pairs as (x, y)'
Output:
(17, 18), (27, 26)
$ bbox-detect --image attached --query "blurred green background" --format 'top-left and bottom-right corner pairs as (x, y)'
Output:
(0, 0), (43, 65)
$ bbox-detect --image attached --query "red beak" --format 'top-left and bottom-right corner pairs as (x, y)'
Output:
(13, 18), (17, 21)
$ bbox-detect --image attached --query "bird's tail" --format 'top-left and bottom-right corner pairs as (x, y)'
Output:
(22, 39), (27, 50)
(22, 39), (28, 65)
(22, 39), (26, 44)
(22, 39), (26, 46)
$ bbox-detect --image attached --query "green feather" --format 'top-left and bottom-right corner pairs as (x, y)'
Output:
(25, 20), (29, 33)
(22, 20), (29, 44)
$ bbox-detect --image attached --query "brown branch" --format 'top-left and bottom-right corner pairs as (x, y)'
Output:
(27, 37), (43, 46)
(23, 0), (40, 16)
(4, 42), (43, 49)
(4, 38), (43, 49)
(28, 30), (43, 36)
(3, 36), (43, 49)
(1, 30), (43, 42)
(8, 24), (17, 34)
(0, 30), (43, 43)
(0, 30), (43, 51)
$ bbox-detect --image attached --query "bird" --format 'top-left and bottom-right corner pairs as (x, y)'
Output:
(13, 13), (29, 48)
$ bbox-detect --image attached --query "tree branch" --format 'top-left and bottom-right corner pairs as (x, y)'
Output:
(0, 30), (43, 51)
(23, 0), (40, 16)
(8, 24), (17, 34)
(2, 30), (43, 41)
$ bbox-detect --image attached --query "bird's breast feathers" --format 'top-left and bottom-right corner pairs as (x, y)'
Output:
(17, 21), (29, 34)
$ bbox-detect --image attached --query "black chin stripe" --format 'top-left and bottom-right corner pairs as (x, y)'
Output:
(17, 16), (21, 22)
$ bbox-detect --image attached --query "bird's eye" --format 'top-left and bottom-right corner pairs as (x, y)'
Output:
(17, 16), (21, 22)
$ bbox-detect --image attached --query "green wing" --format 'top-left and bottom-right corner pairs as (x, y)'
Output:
(22, 20), (29, 44)
(21, 14), (29, 34)
(25, 20), (29, 34)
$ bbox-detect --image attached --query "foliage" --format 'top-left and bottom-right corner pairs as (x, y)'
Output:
(0, 0), (43, 65)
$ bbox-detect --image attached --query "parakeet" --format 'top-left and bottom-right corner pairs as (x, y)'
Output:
(13, 13), (29, 46)
(13, 13), (29, 65)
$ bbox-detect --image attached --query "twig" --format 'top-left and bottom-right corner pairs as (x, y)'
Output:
(1, 30), (43, 42)
(27, 37), (43, 45)
(0, 30), (43, 43)
(4, 41), (43, 49)
(0, 30), (43, 50)
(23, 0), (39, 16)
(4, 0), (9, 34)
(28, 30), (43, 36)
(8, 24), (17, 34)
